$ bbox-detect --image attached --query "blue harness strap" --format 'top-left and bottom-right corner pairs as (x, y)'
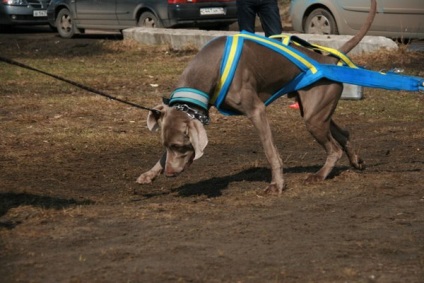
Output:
(210, 35), (245, 115)
(318, 65), (423, 91)
(211, 31), (424, 115)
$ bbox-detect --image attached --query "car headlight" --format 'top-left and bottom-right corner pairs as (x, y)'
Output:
(2, 0), (29, 5)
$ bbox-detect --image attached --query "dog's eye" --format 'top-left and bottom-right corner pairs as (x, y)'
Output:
(171, 144), (192, 153)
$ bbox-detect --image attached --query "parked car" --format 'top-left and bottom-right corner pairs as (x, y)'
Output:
(47, 0), (238, 38)
(290, 0), (424, 39)
(0, 0), (50, 27)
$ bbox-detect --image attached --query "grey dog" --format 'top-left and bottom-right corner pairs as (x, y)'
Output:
(137, 0), (377, 194)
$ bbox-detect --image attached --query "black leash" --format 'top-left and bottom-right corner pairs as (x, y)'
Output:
(0, 55), (161, 114)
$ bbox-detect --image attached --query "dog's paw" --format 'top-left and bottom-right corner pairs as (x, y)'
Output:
(262, 183), (285, 195)
(136, 172), (156, 184)
(304, 174), (325, 184)
(349, 154), (366, 171)
(353, 158), (366, 171)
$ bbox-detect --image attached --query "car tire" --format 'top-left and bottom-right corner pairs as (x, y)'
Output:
(137, 11), (162, 28)
(56, 8), (76, 38)
(304, 8), (338, 35)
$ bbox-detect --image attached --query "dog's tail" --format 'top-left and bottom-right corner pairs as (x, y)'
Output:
(337, 0), (377, 54)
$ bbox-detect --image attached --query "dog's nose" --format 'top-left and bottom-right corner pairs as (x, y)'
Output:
(165, 172), (177, 178)
(165, 167), (179, 177)
(165, 170), (175, 177)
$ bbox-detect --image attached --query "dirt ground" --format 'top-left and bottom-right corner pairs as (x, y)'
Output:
(1, 28), (424, 282)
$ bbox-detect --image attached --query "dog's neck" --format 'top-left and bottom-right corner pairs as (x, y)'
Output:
(173, 103), (210, 125)
(168, 87), (211, 125)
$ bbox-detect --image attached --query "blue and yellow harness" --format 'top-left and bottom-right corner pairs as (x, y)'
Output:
(170, 31), (424, 116)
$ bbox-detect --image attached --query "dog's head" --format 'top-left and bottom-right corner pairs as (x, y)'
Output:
(147, 104), (208, 177)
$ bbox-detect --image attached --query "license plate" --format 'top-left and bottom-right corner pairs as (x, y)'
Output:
(33, 10), (47, 17)
(200, 7), (226, 16)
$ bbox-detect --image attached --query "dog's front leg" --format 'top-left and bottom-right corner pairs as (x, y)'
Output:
(136, 152), (166, 184)
(248, 104), (284, 194)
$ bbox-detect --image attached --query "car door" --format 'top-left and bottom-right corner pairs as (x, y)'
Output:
(115, 0), (139, 26)
(337, 0), (386, 32)
(380, 0), (424, 36)
(116, 0), (166, 27)
(75, 0), (118, 27)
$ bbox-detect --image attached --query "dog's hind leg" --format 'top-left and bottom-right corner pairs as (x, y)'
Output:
(298, 82), (344, 183)
(330, 120), (365, 170)
(304, 121), (343, 183)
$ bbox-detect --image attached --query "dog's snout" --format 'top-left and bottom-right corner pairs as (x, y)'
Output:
(165, 163), (184, 177)
(165, 169), (179, 177)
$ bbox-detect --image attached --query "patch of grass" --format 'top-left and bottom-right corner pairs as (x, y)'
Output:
(337, 90), (423, 122)
(1, 37), (423, 172)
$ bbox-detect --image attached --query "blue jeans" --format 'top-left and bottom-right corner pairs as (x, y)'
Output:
(236, 0), (283, 37)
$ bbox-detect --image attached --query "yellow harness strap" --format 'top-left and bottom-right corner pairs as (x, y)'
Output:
(211, 33), (322, 106)
(270, 34), (358, 68)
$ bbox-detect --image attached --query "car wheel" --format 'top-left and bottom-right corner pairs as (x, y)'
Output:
(138, 11), (162, 28)
(56, 8), (76, 38)
(304, 8), (338, 35)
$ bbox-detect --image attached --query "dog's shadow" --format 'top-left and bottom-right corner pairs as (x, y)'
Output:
(173, 164), (344, 198)
(176, 167), (272, 198)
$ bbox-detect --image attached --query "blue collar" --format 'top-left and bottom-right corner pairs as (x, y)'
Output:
(169, 87), (210, 111)
(168, 87), (211, 125)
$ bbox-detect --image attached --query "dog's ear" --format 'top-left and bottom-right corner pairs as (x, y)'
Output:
(147, 104), (168, 132)
(188, 119), (208, 160)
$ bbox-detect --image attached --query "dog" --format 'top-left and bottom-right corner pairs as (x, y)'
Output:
(136, 0), (377, 194)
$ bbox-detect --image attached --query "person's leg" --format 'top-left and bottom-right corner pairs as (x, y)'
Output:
(257, 0), (282, 36)
(236, 0), (258, 33)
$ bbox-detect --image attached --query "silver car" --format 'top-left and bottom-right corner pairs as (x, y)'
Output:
(290, 0), (424, 39)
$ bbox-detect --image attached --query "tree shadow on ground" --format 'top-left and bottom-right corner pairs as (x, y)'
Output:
(0, 192), (94, 229)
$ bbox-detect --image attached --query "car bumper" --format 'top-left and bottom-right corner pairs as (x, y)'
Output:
(47, 6), (56, 26)
(166, 3), (237, 27)
(0, 3), (49, 25)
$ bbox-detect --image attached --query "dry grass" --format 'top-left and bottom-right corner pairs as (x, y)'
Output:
(1, 34), (423, 283)
(0, 39), (195, 159)
(1, 39), (423, 163)
(0, 41), (422, 156)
